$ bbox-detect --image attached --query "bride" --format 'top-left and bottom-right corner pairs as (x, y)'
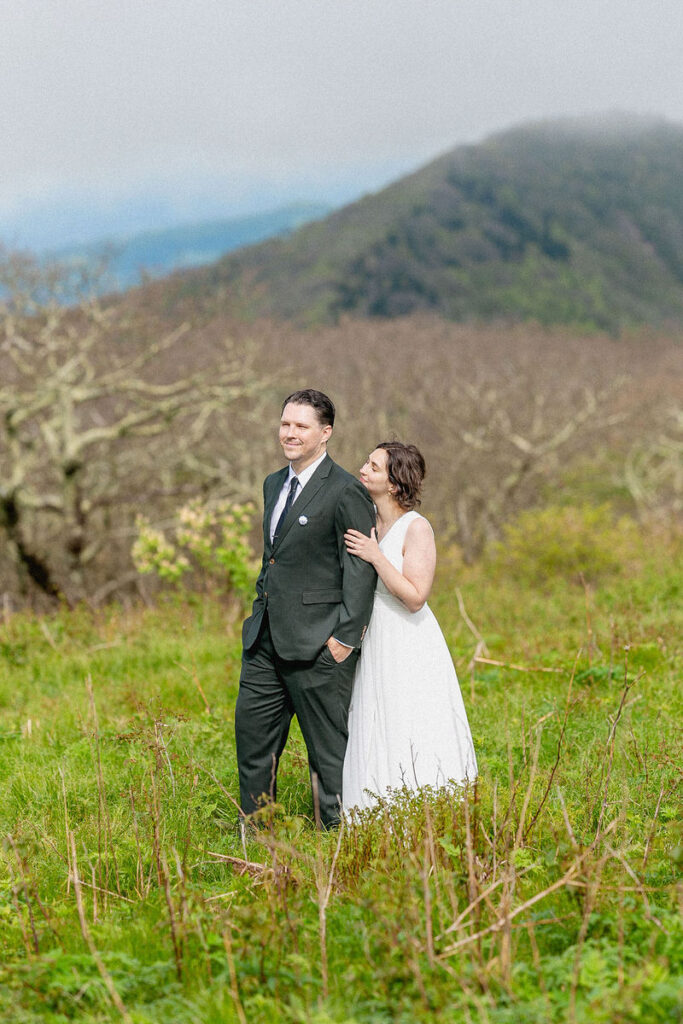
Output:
(342, 441), (477, 812)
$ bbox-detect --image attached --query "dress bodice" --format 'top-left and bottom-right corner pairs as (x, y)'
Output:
(376, 510), (425, 596)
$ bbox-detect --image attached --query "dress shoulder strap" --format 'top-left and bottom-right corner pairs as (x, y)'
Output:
(401, 511), (434, 542)
(393, 510), (423, 542)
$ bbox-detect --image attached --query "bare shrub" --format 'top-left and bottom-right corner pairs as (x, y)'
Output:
(0, 249), (270, 607)
(230, 315), (682, 562)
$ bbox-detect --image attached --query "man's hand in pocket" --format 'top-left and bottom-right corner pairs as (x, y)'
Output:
(326, 637), (353, 663)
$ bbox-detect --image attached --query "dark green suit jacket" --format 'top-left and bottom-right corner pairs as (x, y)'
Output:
(242, 455), (377, 661)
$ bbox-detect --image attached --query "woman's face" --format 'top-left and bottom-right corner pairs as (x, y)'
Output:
(359, 448), (391, 498)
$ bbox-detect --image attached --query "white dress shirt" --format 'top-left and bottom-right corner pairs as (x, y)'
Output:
(269, 451), (327, 543)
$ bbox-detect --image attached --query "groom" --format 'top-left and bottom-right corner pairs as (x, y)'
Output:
(235, 389), (377, 828)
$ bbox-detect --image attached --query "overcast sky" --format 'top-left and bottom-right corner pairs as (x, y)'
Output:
(2, 0), (682, 247)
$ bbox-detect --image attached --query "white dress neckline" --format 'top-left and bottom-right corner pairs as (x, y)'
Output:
(378, 509), (420, 547)
(378, 511), (408, 545)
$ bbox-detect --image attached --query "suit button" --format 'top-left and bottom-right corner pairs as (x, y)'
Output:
(269, 557), (275, 564)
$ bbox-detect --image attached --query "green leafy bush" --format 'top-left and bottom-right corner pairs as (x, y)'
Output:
(133, 499), (258, 602)
(489, 503), (642, 584)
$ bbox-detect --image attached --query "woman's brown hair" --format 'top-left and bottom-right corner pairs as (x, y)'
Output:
(376, 441), (426, 510)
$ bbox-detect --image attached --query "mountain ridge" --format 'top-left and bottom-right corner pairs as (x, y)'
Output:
(51, 203), (331, 291)
(175, 114), (683, 332)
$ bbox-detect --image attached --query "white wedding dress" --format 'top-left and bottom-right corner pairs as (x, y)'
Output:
(343, 511), (477, 812)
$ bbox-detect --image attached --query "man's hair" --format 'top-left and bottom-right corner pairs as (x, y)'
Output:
(281, 389), (335, 428)
(376, 441), (426, 510)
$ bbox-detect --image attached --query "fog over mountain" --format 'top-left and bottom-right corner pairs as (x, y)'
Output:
(173, 114), (683, 333)
(3, 1), (682, 256)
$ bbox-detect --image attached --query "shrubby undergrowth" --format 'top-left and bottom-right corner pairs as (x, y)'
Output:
(487, 503), (644, 584)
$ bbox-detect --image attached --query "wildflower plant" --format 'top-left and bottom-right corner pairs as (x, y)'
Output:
(133, 499), (258, 601)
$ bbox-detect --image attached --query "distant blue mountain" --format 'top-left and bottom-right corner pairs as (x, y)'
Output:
(53, 203), (331, 290)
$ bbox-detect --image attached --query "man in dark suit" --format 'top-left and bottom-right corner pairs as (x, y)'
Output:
(235, 389), (377, 828)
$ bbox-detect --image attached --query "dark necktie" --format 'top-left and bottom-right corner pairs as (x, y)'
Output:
(272, 476), (299, 545)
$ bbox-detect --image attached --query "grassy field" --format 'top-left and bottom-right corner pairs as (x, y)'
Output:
(0, 518), (681, 1023)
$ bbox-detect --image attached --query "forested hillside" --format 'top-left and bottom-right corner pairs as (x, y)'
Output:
(181, 114), (683, 331)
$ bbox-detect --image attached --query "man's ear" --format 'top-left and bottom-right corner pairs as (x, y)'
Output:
(322, 425), (333, 443)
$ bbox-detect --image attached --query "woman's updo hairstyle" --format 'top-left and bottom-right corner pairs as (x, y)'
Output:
(376, 441), (426, 510)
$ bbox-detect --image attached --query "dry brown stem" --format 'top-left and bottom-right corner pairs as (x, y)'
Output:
(160, 848), (184, 981)
(223, 926), (248, 1024)
(438, 817), (619, 958)
(68, 831), (133, 1024)
(315, 819), (345, 1000)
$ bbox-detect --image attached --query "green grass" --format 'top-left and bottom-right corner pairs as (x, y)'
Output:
(1, 525), (681, 1023)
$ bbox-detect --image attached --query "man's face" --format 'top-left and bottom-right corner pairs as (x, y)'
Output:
(279, 402), (332, 471)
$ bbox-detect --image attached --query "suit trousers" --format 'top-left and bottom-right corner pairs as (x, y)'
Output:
(235, 616), (359, 828)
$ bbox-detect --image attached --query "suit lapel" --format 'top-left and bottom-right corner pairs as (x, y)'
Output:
(264, 467), (289, 552)
(271, 455), (333, 550)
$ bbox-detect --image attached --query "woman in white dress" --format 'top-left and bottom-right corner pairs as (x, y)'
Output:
(342, 441), (477, 812)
